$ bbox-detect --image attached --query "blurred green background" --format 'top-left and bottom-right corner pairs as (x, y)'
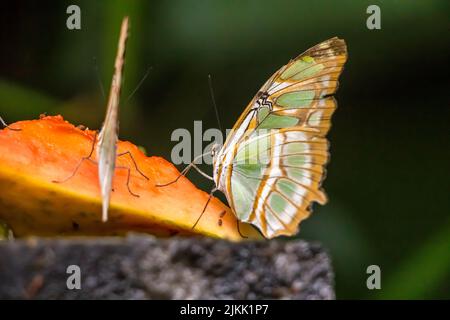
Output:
(0, 0), (449, 299)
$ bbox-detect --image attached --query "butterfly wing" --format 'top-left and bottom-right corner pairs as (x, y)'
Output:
(230, 128), (329, 238)
(97, 17), (129, 222)
(218, 37), (347, 238)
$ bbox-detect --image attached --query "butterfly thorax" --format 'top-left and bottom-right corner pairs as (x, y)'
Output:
(254, 91), (272, 110)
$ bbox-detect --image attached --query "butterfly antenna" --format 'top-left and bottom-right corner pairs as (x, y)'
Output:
(93, 56), (106, 100)
(126, 66), (153, 103)
(208, 74), (223, 134)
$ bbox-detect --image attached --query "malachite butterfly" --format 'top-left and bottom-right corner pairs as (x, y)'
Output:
(211, 37), (348, 238)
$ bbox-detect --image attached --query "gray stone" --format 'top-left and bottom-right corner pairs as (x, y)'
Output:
(0, 235), (335, 299)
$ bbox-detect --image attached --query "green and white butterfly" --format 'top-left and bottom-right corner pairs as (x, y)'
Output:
(162, 37), (347, 239)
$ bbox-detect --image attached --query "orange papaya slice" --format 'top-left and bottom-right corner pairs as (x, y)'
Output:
(0, 115), (261, 241)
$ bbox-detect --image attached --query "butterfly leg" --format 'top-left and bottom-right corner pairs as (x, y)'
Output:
(192, 164), (214, 181)
(192, 187), (218, 230)
(115, 165), (140, 197)
(156, 154), (213, 187)
(155, 162), (193, 187)
(215, 209), (248, 238)
(0, 116), (21, 131)
(116, 151), (149, 181)
(52, 132), (98, 183)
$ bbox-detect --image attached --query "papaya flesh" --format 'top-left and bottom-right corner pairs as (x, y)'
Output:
(0, 115), (261, 241)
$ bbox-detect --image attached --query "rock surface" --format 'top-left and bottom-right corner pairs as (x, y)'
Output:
(0, 235), (335, 299)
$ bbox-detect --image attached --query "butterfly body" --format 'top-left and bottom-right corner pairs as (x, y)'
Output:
(212, 37), (348, 238)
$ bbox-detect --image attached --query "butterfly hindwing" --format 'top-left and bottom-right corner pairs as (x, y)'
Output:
(230, 128), (328, 238)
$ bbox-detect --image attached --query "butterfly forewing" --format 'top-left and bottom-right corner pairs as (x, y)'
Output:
(97, 17), (129, 222)
(217, 37), (347, 238)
